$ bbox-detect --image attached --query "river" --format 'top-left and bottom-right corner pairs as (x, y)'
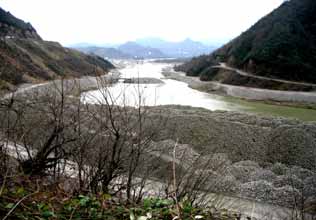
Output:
(82, 60), (316, 121)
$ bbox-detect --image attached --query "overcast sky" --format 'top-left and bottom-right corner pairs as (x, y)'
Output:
(1, 0), (283, 45)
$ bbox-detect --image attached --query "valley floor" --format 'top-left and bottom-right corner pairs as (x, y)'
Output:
(1, 72), (316, 219)
(4, 60), (316, 122)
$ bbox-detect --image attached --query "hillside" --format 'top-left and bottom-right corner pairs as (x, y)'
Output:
(0, 7), (114, 91)
(177, 0), (316, 84)
(0, 7), (41, 40)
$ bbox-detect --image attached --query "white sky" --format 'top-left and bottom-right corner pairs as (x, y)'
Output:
(1, 0), (283, 45)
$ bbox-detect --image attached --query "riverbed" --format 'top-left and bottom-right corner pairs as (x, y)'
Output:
(82, 60), (316, 121)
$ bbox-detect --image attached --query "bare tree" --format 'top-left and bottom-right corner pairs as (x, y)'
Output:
(82, 76), (166, 201)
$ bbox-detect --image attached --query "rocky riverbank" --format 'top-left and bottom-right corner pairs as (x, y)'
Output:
(145, 105), (316, 217)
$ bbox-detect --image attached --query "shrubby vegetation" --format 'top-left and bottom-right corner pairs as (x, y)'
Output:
(0, 175), (242, 220)
(0, 79), (316, 219)
(0, 81), (247, 220)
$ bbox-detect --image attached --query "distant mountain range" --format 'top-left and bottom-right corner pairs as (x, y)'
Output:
(0, 7), (114, 91)
(136, 38), (217, 58)
(118, 41), (166, 59)
(177, 0), (316, 84)
(73, 38), (217, 59)
(77, 47), (133, 59)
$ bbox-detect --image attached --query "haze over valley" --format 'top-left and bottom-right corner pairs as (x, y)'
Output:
(73, 38), (218, 59)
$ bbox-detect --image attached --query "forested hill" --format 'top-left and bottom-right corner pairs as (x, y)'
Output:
(0, 7), (114, 91)
(176, 0), (316, 83)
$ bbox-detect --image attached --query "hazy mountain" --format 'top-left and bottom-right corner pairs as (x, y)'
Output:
(72, 38), (217, 59)
(135, 37), (169, 48)
(117, 41), (166, 59)
(177, 0), (316, 83)
(73, 42), (166, 59)
(0, 7), (114, 91)
(136, 38), (216, 58)
(68, 42), (98, 48)
(69, 42), (118, 48)
(75, 46), (132, 59)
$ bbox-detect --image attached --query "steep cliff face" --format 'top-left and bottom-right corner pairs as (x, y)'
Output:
(0, 7), (114, 91)
(177, 0), (316, 84)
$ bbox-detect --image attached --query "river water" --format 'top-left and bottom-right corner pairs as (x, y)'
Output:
(82, 60), (316, 121)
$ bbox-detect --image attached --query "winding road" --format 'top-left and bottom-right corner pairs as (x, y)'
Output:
(164, 66), (316, 104)
(214, 63), (316, 87)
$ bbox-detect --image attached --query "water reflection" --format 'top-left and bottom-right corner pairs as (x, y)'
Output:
(82, 61), (241, 111)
